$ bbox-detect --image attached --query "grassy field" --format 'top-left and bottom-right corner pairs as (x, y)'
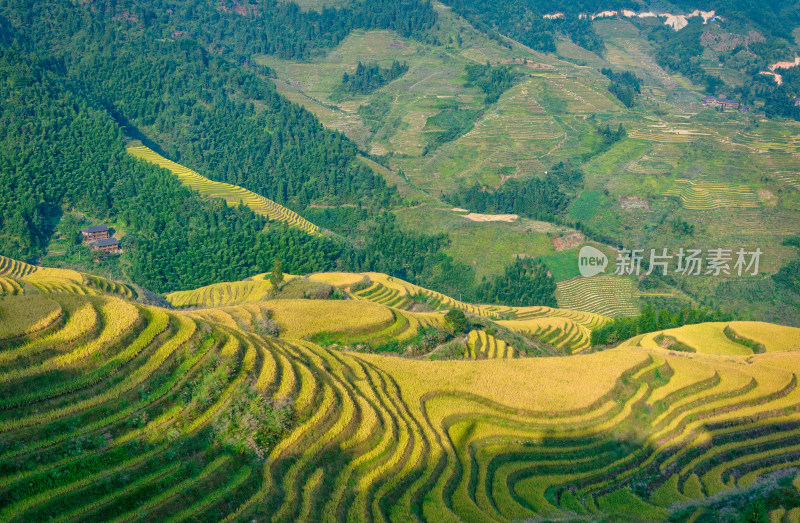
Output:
(393, 204), (564, 280)
(5, 259), (800, 520)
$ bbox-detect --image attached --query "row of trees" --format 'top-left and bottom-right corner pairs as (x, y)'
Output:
(600, 68), (641, 108)
(464, 63), (520, 104)
(339, 61), (409, 95)
(445, 162), (584, 221)
(591, 305), (736, 346)
(474, 258), (557, 307)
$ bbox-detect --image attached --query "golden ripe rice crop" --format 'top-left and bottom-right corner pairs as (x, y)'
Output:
(0, 295), (62, 339)
(265, 298), (396, 339)
(127, 146), (320, 235)
(5, 258), (800, 520)
(166, 280), (273, 308)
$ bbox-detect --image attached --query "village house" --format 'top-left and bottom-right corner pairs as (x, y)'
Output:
(91, 237), (120, 253)
(701, 96), (743, 111)
(80, 224), (109, 242)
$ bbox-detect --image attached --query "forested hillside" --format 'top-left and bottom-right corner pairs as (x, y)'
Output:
(439, 0), (624, 53)
(0, 0), (559, 306)
(0, 43), (343, 291)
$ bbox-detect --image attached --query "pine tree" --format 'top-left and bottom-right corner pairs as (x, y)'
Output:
(271, 257), (284, 288)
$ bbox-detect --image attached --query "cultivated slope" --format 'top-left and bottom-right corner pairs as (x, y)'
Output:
(4, 260), (800, 520)
(127, 146), (321, 235)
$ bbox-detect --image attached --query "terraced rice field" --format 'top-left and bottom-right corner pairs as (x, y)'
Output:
(626, 144), (680, 175)
(316, 307), (445, 347)
(774, 170), (800, 191)
(544, 77), (621, 114)
(351, 272), (617, 343)
(0, 256), (138, 301)
(663, 179), (760, 210)
(82, 275), (138, 300)
(464, 329), (516, 359)
(498, 317), (592, 354)
(351, 272), (514, 318)
(166, 280), (274, 308)
(352, 279), (414, 310)
(127, 146), (320, 235)
(556, 275), (641, 317)
(419, 77), (563, 187)
(0, 276), (23, 296)
(8, 260), (800, 520)
(0, 255), (39, 278)
(628, 128), (700, 143)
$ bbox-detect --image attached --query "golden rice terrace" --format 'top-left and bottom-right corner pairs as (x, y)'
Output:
(3, 260), (800, 521)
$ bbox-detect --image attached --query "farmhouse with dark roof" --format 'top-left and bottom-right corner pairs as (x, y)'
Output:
(80, 224), (109, 242)
(91, 237), (120, 253)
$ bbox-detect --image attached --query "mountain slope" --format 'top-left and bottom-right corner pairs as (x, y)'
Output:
(128, 146), (321, 235)
(3, 261), (800, 520)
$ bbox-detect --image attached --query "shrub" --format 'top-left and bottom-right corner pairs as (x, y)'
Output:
(350, 276), (372, 293)
(445, 309), (468, 334)
(255, 318), (281, 337)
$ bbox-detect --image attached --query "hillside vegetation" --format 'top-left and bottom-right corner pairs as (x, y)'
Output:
(3, 259), (800, 520)
(127, 147), (321, 235)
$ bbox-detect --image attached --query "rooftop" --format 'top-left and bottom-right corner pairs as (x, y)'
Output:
(81, 224), (109, 234)
(92, 238), (119, 248)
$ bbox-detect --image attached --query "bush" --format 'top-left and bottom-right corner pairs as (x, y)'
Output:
(255, 318), (281, 337)
(350, 276), (372, 293)
(445, 309), (468, 333)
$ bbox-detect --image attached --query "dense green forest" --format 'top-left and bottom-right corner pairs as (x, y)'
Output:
(439, 0), (620, 54)
(22, 0), (438, 61)
(464, 63), (520, 104)
(764, 68), (800, 120)
(474, 258), (557, 308)
(339, 61), (409, 95)
(446, 162), (584, 221)
(647, 20), (726, 95)
(600, 68), (641, 108)
(0, 43), (343, 292)
(74, 40), (395, 210)
(591, 305), (737, 346)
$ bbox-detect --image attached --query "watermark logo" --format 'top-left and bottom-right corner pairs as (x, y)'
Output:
(577, 246), (763, 278)
(578, 246), (608, 277)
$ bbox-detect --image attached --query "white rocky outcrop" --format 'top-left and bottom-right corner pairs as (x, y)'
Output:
(550, 8), (717, 31)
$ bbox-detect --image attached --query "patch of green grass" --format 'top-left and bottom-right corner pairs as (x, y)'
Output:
(597, 488), (669, 521)
(445, 223), (556, 280)
(569, 190), (604, 222)
(423, 102), (481, 149)
(393, 205), (560, 280)
(539, 249), (582, 282)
